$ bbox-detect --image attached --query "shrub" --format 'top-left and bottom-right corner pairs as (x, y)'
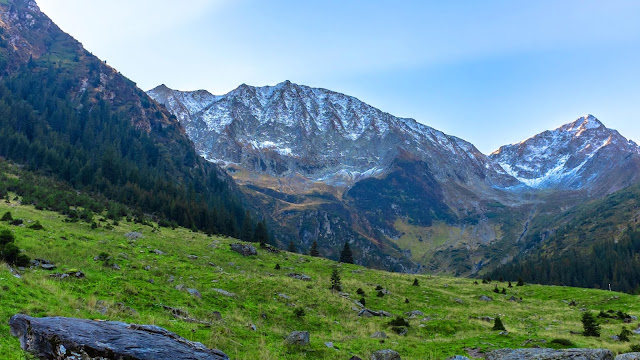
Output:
(359, 297), (365, 307)
(619, 327), (632, 342)
(630, 344), (640, 352)
(293, 308), (305, 318)
(375, 285), (383, 290)
(517, 277), (525, 286)
(492, 316), (506, 331)
(1, 211), (12, 221)
(581, 312), (601, 337)
(0, 229), (30, 266)
(550, 338), (574, 347)
(377, 291), (385, 298)
(493, 285), (499, 293)
(274, 263), (280, 270)
(405, 298), (410, 304)
(28, 221), (44, 230)
(330, 267), (342, 291)
(508, 281), (513, 288)
(356, 288), (365, 296)
(501, 288), (507, 294)
(388, 316), (410, 327)
(412, 278), (419, 286)
(10, 219), (23, 226)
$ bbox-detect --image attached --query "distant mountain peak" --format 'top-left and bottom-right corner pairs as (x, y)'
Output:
(491, 115), (640, 192)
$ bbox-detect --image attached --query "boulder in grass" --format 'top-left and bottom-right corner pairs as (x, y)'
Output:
(284, 331), (310, 346)
(9, 314), (229, 360)
(371, 349), (401, 360)
(485, 348), (614, 360)
(230, 243), (257, 256)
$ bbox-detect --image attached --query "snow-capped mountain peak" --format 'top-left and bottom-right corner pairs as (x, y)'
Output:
(149, 81), (517, 189)
(491, 115), (640, 191)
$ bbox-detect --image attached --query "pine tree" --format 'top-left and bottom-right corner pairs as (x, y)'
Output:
(309, 240), (319, 257)
(492, 316), (506, 331)
(508, 281), (513, 288)
(339, 242), (354, 264)
(287, 241), (296, 253)
(517, 277), (524, 286)
(582, 312), (601, 337)
(1, 211), (12, 221)
(501, 288), (506, 294)
(493, 285), (499, 293)
(330, 267), (342, 291)
(253, 220), (268, 245)
(412, 278), (419, 286)
(240, 211), (253, 242)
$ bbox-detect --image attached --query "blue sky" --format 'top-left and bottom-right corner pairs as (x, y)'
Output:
(38, 0), (640, 153)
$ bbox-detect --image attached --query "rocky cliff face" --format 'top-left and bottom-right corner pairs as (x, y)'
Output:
(491, 115), (640, 194)
(148, 81), (518, 192)
(149, 82), (640, 275)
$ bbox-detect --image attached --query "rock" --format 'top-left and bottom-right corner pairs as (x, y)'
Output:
(454, 298), (464, 304)
(143, 265), (151, 271)
(508, 296), (520, 302)
(230, 243), (257, 256)
(617, 353), (640, 360)
(324, 342), (334, 348)
(371, 349), (401, 360)
(175, 284), (185, 291)
(211, 311), (222, 321)
(395, 327), (408, 336)
(284, 331), (310, 346)
(378, 310), (393, 317)
(405, 310), (424, 318)
(350, 357), (363, 360)
(124, 232), (144, 240)
(112, 264), (121, 270)
(278, 293), (291, 300)
(249, 324), (256, 331)
(40, 264), (56, 270)
(499, 330), (509, 336)
(9, 314), (228, 360)
(485, 348), (614, 360)
(187, 255), (198, 260)
(446, 357), (471, 360)
(50, 271), (85, 279)
(358, 309), (379, 317)
(212, 288), (235, 297)
(610, 335), (620, 341)
(478, 295), (493, 302)
(187, 288), (202, 299)
(287, 273), (311, 281)
(371, 331), (388, 339)
(152, 249), (166, 255)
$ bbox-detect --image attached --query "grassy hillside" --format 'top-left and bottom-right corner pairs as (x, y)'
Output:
(2, 198), (640, 359)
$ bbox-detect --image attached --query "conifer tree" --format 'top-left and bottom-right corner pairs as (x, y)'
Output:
(288, 240), (296, 253)
(240, 211), (253, 242)
(339, 242), (354, 264)
(412, 278), (419, 286)
(253, 220), (268, 245)
(309, 240), (320, 257)
(582, 312), (601, 337)
(330, 267), (342, 291)
(492, 316), (506, 331)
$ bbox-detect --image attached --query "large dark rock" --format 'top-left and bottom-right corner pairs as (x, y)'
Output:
(371, 349), (401, 360)
(230, 243), (257, 256)
(9, 314), (229, 360)
(485, 348), (614, 360)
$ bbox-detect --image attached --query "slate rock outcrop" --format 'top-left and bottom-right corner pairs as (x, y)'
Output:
(10, 314), (229, 360)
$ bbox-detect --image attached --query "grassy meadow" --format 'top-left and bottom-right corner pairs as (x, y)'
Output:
(1, 197), (640, 359)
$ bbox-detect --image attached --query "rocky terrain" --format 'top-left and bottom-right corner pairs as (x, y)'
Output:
(149, 82), (640, 276)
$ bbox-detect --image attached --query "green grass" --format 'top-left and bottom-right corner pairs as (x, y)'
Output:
(1, 198), (640, 359)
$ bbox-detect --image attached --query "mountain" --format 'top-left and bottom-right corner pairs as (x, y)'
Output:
(491, 115), (640, 195)
(0, 0), (254, 236)
(148, 81), (517, 191)
(149, 81), (537, 273)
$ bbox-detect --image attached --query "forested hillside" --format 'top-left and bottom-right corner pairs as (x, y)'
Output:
(0, 0), (255, 237)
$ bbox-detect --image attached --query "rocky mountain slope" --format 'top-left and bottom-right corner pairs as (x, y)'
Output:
(491, 115), (640, 195)
(148, 82), (533, 273)
(149, 82), (640, 277)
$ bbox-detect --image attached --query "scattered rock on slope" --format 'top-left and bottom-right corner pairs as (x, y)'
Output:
(9, 314), (229, 360)
(284, 331), (310, 346)
(371, 349), (401, 360)
(230, 243), (257, 256)
(485, 348), (614, 360)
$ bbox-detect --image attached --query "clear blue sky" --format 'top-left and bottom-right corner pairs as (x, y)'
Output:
(38, 0), (640, 153)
